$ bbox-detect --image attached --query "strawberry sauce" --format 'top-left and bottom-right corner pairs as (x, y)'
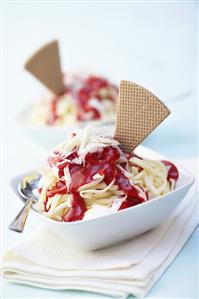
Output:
(161, 160), (179, 181)
(43, 146), (179, 222)
(45, 146), (148, 221)
(47, 75), (118, 125)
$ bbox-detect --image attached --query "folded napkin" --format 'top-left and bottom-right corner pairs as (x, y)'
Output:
(2, 161), (199, 298)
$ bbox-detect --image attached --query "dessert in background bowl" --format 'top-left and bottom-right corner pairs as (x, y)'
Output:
(18, 40), (118, 148)
(18, 72), (118, 149)
(30, 72), (118, 127)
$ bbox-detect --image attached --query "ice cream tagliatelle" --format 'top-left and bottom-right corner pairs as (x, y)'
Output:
(31, 73), (118, 126)
(35, 126), (179, 222)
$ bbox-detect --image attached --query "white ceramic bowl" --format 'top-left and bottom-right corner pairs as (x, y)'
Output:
(17, 107), (115, 149)
(10, 146), (194, 251)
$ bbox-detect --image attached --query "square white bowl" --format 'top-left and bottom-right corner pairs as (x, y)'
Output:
(10, 146), (194, 251)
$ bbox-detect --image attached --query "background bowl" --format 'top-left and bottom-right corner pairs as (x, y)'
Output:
(10, 145), (194, 251)
(17, 106), (115, 149)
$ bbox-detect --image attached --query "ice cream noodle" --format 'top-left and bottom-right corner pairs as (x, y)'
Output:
(35, 80), (179, 222)
(24, 40), (118, 126)
(29, 73), (118, 126)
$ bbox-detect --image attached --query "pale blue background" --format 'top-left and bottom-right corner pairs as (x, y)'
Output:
(2, 2), (198, 298)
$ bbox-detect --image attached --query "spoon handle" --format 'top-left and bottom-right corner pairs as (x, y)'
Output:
(9, 198), (36, 233)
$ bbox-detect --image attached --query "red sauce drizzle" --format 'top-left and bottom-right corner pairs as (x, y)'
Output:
(46, 146), (149, 221)
(161, 160), (179, 181)
(46, 75), (118, 125)
(47, 97), (59, 125)
(62, 192), (87, 222)
(43, 147), (179, 222)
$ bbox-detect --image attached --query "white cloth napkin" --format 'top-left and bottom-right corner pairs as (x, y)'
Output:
(2, 159), (199, 298)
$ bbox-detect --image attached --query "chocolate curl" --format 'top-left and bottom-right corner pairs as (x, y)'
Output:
(24, 40), (65, 95)
(114, 80), (170, 152)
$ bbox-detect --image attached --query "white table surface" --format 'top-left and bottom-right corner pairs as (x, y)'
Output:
(1, 2), (198, 298)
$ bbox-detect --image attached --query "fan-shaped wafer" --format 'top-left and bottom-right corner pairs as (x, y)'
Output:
(114, 80), (170, 152)
(24, 40), (64, 95)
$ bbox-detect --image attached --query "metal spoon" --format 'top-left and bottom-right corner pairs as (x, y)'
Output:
(9, 172), (41, 233)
